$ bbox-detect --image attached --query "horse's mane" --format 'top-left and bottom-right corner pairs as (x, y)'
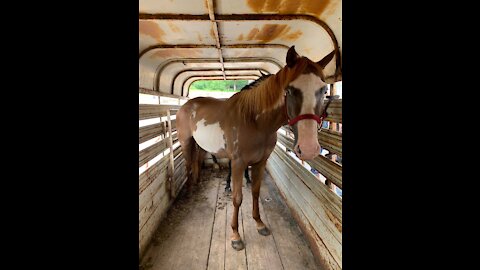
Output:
(240, 73), (272, 91)
(233, 58), (318, 122)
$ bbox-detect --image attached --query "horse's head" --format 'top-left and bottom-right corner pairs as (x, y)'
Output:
(284, 46), (336, 160)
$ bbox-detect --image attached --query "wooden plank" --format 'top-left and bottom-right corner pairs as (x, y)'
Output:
(174, 155), (185, 170)
(275, 147), (342, 218)
(139, 167), (167, 215)
(306, 155), (342, 189)
(267, 159), (338, 270)
(242, 184), (284, 270)
(277, 131), (294, 149)
(276, 132), (342, 189)
(207, 179), (228, 270)
(139, 138), (168, 167)
(139, 187), (173, 257)
(260, 172), (320, 270)
(324, 99), (341, 123)
(268, 150), (342, 268)
(148, 177), (220, 269)
(318, 128), (342, 157)
(139, 173), (169, 230)
(173, 145), (182, 159)
(139, 122), (166, 144)
(225, 191), (248, 270)
(139, 154), (169, 194)
(139, 104), (181, 120)
(267, 157), (341, 269)
(173, 158), (186, 180)
(170, 109), (179, 116)
(173, 173), (187, 197)
(139, 87), (189, 100)
(272, 150), (342, 242)
(280, 126), (342, 157)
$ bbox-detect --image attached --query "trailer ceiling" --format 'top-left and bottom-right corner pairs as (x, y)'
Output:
(139, 0), (342, 97)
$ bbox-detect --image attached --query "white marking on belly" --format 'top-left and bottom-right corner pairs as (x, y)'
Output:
(192, 119), (226, 153)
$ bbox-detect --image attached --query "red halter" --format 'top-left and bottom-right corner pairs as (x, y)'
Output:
(285, 93), (330, 126)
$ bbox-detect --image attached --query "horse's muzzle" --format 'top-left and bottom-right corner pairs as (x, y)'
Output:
(294, 143), (320, 160)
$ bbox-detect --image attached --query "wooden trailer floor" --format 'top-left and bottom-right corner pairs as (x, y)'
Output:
(140, 167), (322, 270)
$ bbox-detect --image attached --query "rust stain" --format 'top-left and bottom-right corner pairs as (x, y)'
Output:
(300, 0), (331, 16)
(210, 27), (216, 39)
(322, 0), (340, 17)
(247, 28), (260, 40)
(139, 21), (165, 43)
(150, 49), (201, 59)
(325, 209), (342, 233)
(282, 30), (302, 41)
(244, 24), (300, 43)
(167, 22), (181, 33)
(246, 0), (332, 16)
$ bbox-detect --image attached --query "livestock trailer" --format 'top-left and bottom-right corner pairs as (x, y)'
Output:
(139, 1), (342, 269)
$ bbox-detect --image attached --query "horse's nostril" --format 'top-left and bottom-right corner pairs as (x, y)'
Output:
(296, 145), (302, 155)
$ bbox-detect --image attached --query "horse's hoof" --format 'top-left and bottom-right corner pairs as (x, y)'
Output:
(257, 227), (271, 236)
(231, 239), (245, 251)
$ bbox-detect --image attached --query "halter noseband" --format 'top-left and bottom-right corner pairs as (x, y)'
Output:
(285, 93), (333, 126)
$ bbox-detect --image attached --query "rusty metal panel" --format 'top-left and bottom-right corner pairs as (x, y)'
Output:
(139, 47), (219, 90)
(218, 20), (335, 75)
(139, 20), (216, 53)
(140, 0), (208, 14)
(139, 0), (342, 97)
(215, 0), (342, 55)
(216, 0), (339, 17)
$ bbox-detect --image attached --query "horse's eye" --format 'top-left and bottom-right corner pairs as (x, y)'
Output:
(286, 88), (292, 95)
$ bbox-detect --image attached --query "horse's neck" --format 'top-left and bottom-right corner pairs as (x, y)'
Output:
(226, 67), (289, 133)
(249, 80), (288, 133)
(255, 104), (287, 134)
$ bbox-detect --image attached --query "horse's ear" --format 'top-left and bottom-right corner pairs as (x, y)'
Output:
(286, 46), (300, 68)
(317, 50), (336, 69)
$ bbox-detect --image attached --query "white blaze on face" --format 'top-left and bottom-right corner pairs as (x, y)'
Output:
(289, 73), (326, 160)
(192, 119), (226, 154)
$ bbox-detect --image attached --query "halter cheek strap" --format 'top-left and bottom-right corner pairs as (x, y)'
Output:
(285, 93), (331, 126)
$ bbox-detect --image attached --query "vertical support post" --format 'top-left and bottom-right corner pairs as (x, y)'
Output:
(325, 83), (337, 193)
(167, 110), (176, 197)
(166, 109), (175, 198)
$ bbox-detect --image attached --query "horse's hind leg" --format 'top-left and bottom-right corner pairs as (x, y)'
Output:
(251, 159), (270, 236)
(225, 160), (232, 192)
(180, 137), (202, 195)
(194, 147), (206, 182)
(244, 168), (251, 184)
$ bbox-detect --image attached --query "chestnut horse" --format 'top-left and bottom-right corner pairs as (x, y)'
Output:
(176, 46), (335, 250)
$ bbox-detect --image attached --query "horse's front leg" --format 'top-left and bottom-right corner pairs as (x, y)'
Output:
(251, 159), (270, 236)
(230, 159), (247, 250)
